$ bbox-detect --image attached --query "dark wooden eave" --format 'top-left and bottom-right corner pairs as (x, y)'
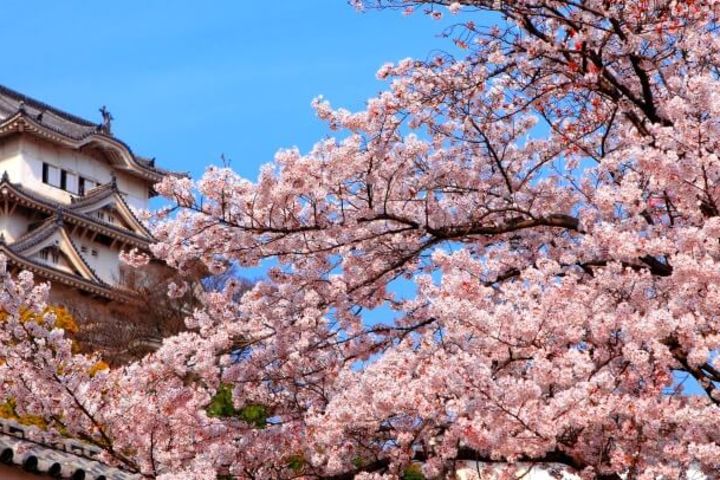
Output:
(0, 243), (131, 301)
(0, 175), (152, 249)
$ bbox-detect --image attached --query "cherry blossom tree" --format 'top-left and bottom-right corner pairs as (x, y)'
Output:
(3, 0), (720, 478)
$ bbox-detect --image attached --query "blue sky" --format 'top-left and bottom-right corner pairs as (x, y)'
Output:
(4, 1), (710, 395)
(2, 1), (466, 182)
(0, 0), (470, 312)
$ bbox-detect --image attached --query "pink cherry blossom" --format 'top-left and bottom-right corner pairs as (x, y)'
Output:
(3, 1), (720, 479)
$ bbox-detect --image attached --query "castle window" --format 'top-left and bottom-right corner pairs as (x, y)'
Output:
(42, 163), (61, 188)
(65, 172), (78, 194)
(79, 177), (97, 196)
(80, 245), (88, 254)
(91, 249), (98, 257)
(43, 164), (80, 194)
(39, 247), (60, 264)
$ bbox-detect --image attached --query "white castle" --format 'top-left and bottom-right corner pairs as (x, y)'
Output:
(0, 85), (176, 301)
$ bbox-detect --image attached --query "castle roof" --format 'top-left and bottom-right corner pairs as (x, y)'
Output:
(9, 215), (106, 283)
(0, 174), (149, 301)
(0, 85), (185, 183)
(0, 174), (152, 248)
(0, 242), (131, 301)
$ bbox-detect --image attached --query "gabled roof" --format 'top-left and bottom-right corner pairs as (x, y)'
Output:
(0, 85), (185, 182)
(0, 174), (152, 248)
(0, 213), (133, 300)
(0, 85), (98, 137)
(9, 215), (105, 285)
(0, 243), (129, 300)
(69, 179), (152, 238)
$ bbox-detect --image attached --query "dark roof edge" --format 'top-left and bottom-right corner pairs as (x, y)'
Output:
(0, 244), (131, 300)
(0, 85), (187, 179)
(0, 176), (153, 246)
(8, 214), (108, 287)
(0, 84), (97, 127)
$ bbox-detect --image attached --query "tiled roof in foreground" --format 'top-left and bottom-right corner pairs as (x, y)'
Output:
(0, 419), (137, 479)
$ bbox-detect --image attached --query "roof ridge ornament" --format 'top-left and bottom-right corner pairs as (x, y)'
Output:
(1, 171), (9, 182)
(0, 86), (178, 181)
(98, 105), (113, 135)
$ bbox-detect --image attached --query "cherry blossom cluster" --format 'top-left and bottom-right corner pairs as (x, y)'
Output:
(4, 1), (720, 478)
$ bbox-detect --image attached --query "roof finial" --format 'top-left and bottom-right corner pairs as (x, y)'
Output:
(0, 233), (5, 244)
(1, 171), (9, 182)
(18, 101), (26, 114)
(55, 207), (65, 225)
(110, 173), (117, 188)
(98, 105), (114, 135)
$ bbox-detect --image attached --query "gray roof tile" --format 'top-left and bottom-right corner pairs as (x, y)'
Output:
(0, 420), (138, 479)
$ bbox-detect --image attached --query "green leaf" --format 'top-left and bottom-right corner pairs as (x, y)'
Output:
(207, 384), (237, 418)
(402, 464), (425, 480)
(206, 384), (268, 428)
(287, 454), (305, 472)
(238, 403), (268, 429)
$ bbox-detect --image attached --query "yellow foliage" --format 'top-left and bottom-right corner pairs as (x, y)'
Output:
(22, 305), (79, 334)
(0, 305), (79, 334)
(17, 414), (47, 428)
(0, 400), (15, 419)
(88, 360), (109, 377)
(48, 305), (79, 334)
(0, 399), (47, 429)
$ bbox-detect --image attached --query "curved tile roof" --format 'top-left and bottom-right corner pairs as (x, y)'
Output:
(68, 180), (152, 238)
(0, 419), (138, 479)
(0, 85), (185, 180)
(8, 215), (62, 253)
(0, 243), (130, 300)
(0, 85), (98, 136)
(0, 175), (152, 247)
(8, 214), (108, 286)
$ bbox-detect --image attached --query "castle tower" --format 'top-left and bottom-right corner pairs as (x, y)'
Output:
(0, 85), (178, 301)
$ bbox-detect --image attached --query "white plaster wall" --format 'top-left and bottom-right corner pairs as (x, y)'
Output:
(0, 211), (32, 243)
(0, 136), (150, 209)
(116, 170), (149, 210)
(20, 137), (111, 204)
(0, 135), (152, 286)
(70, 232), (122, 285)
(34, 249), (75, 275)
(0, 137), (25, 181)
